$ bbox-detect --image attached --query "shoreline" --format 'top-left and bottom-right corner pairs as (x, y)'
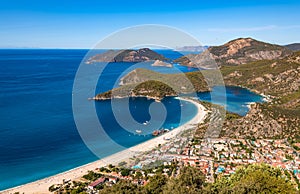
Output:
(2, 98), (207, 194)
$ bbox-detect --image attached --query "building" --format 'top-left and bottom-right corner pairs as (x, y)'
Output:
(88, 177), (106, 190)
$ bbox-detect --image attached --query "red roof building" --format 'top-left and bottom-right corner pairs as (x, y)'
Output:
(88, 177), (106, 190)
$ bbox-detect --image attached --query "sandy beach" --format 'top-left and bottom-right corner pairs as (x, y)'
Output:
(2, 98), (207, 194)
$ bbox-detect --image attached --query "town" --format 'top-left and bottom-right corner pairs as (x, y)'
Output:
(49, 127), (300, 193)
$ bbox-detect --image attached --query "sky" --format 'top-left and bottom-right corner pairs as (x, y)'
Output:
(0, 0), (299, 48)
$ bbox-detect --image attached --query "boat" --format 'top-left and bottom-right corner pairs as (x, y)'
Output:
(135, 129), (142, 134)
(152, 130), (160, 136)
(143, 121), (150, 125)
(152, 128), (170, 136)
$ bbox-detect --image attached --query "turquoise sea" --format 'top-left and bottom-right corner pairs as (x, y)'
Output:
(0, 49), (263, 190)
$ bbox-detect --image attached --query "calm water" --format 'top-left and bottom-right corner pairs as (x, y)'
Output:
(0, 49), (262, 190)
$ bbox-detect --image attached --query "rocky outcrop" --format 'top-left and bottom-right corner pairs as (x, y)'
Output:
(151, 60), (173, 68)
(86, 48), (168, 63)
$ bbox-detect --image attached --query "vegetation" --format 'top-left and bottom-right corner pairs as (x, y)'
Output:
(163, 166), (206, 194)
(82, 171), (102, 181)
(208, 164), (297, 194)
(95, 68), (210, 100)
(100, 180), (141, 194)
(132, 80), (177, 99)
(50, 164), (298, 194)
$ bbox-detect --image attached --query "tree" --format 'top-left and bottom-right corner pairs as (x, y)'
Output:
(100, 180), (141, 194)
(209, 163), (297, 194)
(135, 171), (143, 180)
(121, 168), (131, 176)
(143, 174), (168, 194)
(163, 166), (205, 194)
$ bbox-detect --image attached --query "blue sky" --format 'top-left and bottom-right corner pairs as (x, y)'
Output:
(0, 0), (299, 48)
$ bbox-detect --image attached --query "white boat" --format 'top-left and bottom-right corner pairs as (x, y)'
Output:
(143, 121), (150, 125)
(135, 129), (142, 134)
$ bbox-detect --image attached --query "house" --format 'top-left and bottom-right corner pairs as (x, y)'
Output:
(108, 177), (118, 184)
(88, 177), (106, 190)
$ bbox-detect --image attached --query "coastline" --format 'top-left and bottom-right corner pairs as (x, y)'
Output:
(227, 84), (273, 102)
(2, 97), (207, 194)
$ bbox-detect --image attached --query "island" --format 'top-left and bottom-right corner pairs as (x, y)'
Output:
(151, 60), (173, 68)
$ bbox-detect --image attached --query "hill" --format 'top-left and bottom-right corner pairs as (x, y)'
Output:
(118, 68), (210, 93)
(94, 80), (177, 101)
(86, 48), (168, 64)
(285, 43), (300, 51)
(94, 68), (210, 101)
(175, 38), (292, 68)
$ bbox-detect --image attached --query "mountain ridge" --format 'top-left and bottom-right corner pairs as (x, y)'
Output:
(175, 37), (292, 68)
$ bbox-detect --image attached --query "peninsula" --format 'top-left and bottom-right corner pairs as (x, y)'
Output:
(86, 48), (168, 64)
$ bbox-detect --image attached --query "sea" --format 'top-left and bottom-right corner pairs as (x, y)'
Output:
(0, 49), (264, 190)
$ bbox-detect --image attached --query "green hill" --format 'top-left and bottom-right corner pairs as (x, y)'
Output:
(95, 80), (177, 100)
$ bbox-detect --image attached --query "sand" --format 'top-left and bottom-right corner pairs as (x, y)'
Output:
(2, 98), (207, 194)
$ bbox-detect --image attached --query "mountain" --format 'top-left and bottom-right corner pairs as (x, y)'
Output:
(285, 43), (300, 51)
(86, 48), (168, 64)
(175, 38), (292, 68)
(175, 45), (209, 52)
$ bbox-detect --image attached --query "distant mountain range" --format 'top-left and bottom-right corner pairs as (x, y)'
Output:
(285, 43), (300, 51)
(175, 45), (209, 52)
(175, 37), (292, 68)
